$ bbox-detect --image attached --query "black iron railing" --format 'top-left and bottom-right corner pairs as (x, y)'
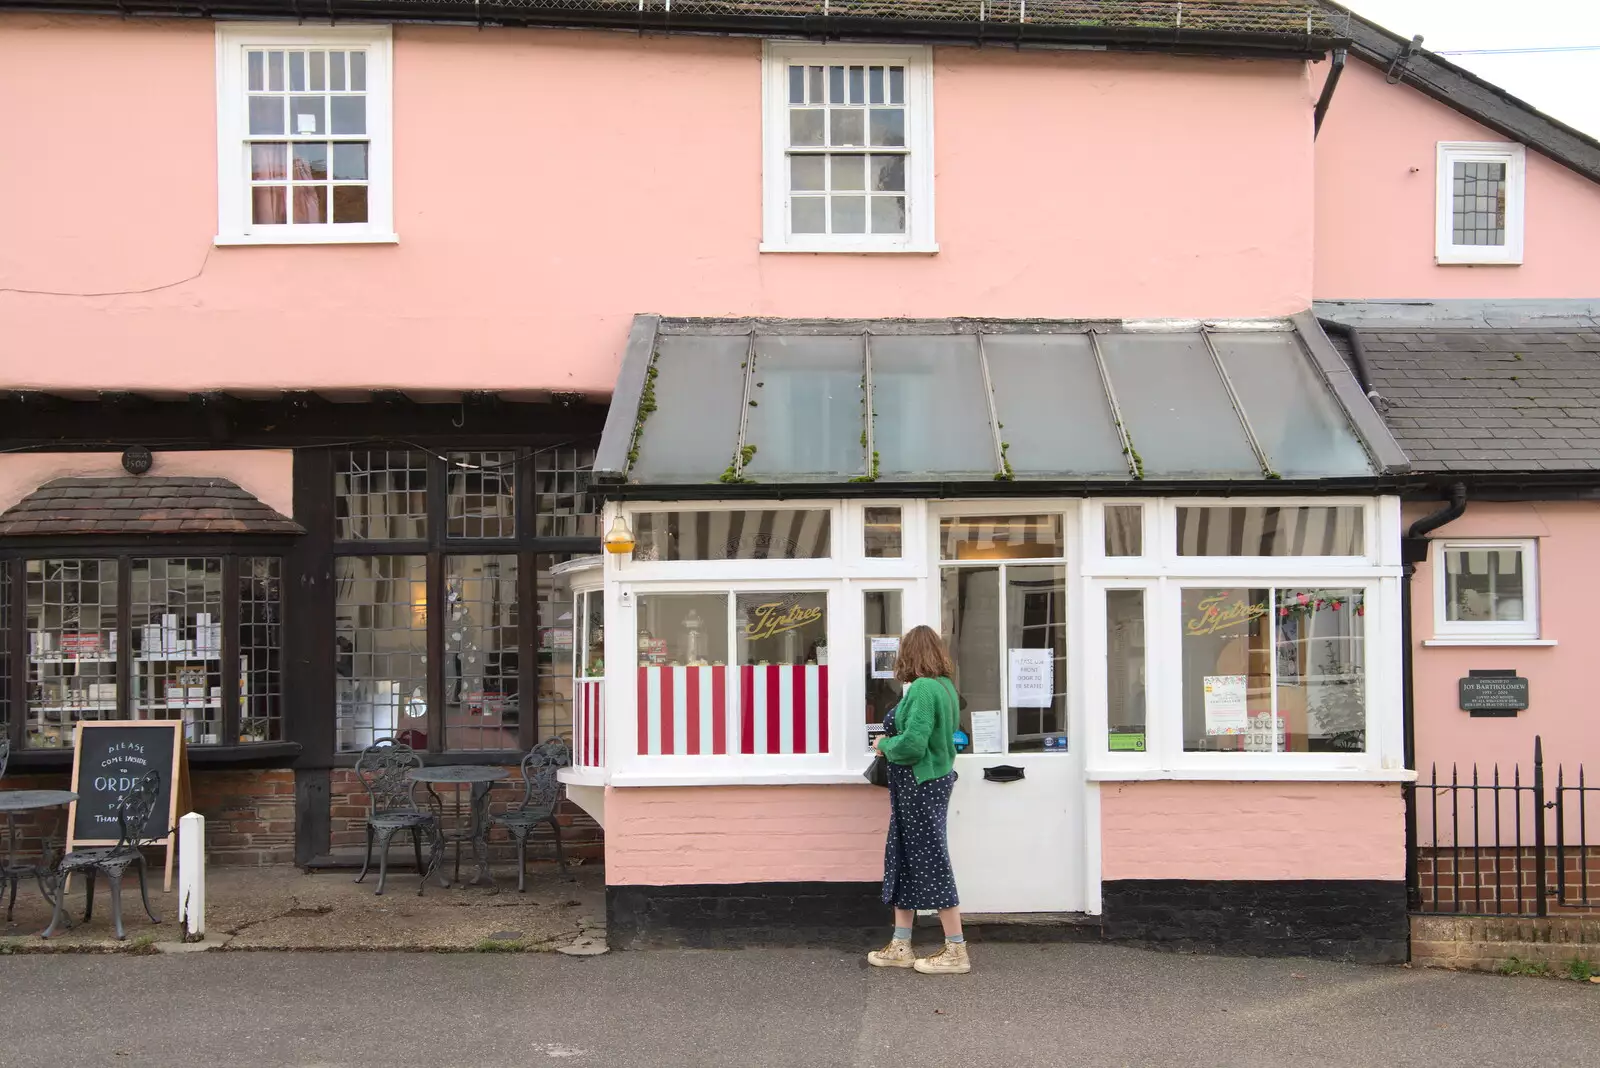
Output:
(1408, 736), (1598, 916)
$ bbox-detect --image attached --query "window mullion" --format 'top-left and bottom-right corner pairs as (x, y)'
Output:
(425, 551), (445, 754)
(115, 555), (132, 722)
(518, 551), (537, 753)
(222, 555), (242, 746)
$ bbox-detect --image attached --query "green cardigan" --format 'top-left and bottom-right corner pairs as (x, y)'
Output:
(878, 676), (958, 784)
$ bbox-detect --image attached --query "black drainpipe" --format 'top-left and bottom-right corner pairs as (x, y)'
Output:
(1313, 47), (1347, 137)
(1317, 316), (1377, 399)
(1400, 482), (1467, 910)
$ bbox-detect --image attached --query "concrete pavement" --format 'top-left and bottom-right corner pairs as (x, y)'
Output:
(0, 862), (606, 953)
(1, 943), (1593, 1067)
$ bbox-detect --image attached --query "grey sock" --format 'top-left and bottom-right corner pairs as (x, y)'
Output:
(893, 926), (912, 942)
(947, 933), (966, 944)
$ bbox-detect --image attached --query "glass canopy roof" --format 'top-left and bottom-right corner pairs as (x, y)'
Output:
(598, 317), (1406, 486)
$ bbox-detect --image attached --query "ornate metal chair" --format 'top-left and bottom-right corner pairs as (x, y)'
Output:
(41, 769), (163, 941)
(490, 739), (572, 892)
(353, 740), (439, 896)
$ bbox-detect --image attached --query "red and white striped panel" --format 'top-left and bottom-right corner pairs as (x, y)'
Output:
(740, 665), (830, 755)
(636, 665), (729, 756)
(573, 679), (605, 767)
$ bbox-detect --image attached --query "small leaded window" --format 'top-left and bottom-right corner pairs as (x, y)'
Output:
(336, 450), (428, 541)
(16, 555), (285, 750)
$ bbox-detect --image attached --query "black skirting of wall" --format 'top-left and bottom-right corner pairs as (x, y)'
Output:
(608, 882), (889, 950)
(1101, 879), (1409, 964)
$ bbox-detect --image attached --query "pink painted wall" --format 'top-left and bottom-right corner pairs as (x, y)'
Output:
(0, 15), (1315, 394)
(1409, 501), (1600, 777)
(1314, 59), (1600, 299)
(603, 784), (887, 886)
(0, 451), (294, 518)
(1101, 781), (1404, 881)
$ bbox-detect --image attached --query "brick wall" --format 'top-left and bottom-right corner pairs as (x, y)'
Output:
(327, 766), (603, 865)
(1101, 781), (1405, 881)
(0, 767), (295, 866)
(1415, 846), (1600, 915)
(604, 785), (888, 887)
(1411, 914), (1600, 972)
(4, 765), (605, 867)
(191, 770), (296, 865)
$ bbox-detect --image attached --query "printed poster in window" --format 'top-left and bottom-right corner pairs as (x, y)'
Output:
(1276, 614), (1300, 682)
(870, 636), (900, 680)
(1203, 674), (1248, 736)
(1008, 648), (1054, 709)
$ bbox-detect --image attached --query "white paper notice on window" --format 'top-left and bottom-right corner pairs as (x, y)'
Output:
(296, 113), (317, 134)
(1203, 674), (1248, 736)
(1008, 648), (1053, 708)
(970, 709), (1004, 754)
(870, 636), (900, 680)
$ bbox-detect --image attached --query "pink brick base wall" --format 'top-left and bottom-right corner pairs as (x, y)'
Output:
(603, 784), (888, 887)
(1101, 780), (1405, 882)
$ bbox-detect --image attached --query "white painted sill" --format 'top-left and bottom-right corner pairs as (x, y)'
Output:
(607, 768), (875, 788)
(557, 767), (607, 788)
(1434, 250), (1523, 266)
(1087, 766), (1417, 784)
(760, 240), (939, 255)
(215, 232), (400, 247)
(1422, 638), (1556, 647)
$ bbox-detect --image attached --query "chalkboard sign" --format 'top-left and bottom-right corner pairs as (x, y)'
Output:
(66, 721), (190, 892)
(1459, 672), (1529, 715)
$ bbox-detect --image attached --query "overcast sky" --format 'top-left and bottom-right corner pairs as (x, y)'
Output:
(1346, 0), (1600, 136)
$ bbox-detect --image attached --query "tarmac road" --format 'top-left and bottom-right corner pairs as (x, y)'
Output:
(0, 943), (1593, 1067)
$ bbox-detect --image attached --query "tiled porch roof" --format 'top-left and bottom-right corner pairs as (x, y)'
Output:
(0, 477), (303, 536)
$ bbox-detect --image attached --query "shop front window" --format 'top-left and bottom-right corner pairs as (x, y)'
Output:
(17, 555), (284, 750)
(582, 589), (604, 678)
(443, 555), (520, 752)
(737, 591), (829, 755)
(1104, 505), (1143, 557)
(335, 555), (428, 753)
(131, 558), (225, 746)
(331, 447), (597, 755)
(864, 507), (902, 559)
(939, 515), (1069, 755)
(1180, 586), (1366, 754)
(940, 514), (1064, 561)
(1176, 505), (1364, 557)
(635, 594), (731, 757)
(863, 590), (902, 738)
(1105, 589), (1147, 752)
(632, 509), (832, 562)
(25, 559), (118, 750)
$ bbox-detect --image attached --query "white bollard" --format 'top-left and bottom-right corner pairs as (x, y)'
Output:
(177, 812), (205, 942)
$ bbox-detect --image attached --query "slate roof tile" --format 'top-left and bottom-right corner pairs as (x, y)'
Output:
(1345, 328), (1600, 475)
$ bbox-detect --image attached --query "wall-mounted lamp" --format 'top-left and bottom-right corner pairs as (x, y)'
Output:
(603, 516), (636, 556)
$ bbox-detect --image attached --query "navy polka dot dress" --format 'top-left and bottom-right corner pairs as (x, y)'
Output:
(880, 703), (960, 911)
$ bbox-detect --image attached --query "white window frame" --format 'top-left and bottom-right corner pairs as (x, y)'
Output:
(1435, 141), (1525, 266)
(1084, 496), (1408, 782)
(603, 501), (929, 785)
(215, 23), (397, 246)
(1430, 538), (1542, 644)
(595, 498), (1409, 786)
(760, 41), (937, 255)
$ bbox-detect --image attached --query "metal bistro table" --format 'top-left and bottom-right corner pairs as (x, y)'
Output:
(0, 790), (77, 921)
(405, 766), (509, 889)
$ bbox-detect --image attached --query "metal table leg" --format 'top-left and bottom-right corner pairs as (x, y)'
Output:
(467, 784), (496, 888)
